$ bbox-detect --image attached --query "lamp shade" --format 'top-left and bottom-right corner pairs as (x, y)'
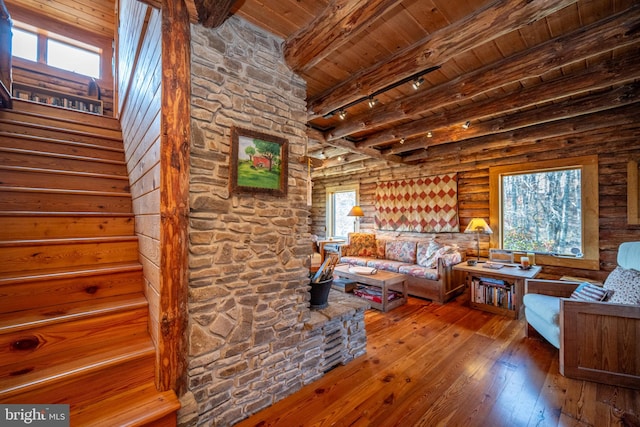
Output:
(347, 206), (364, 217)
(464, 218), (493, 234)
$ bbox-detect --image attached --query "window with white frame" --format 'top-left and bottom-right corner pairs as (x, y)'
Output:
(12, 21), (102, 79)
(490, 155), (599, 270)
(326, 185), (358, 239)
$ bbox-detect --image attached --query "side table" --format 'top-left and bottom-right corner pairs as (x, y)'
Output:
(453, 262), (541, 319)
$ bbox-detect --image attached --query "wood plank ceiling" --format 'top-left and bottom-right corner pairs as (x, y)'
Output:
(9, 0), (640, 177)
(223, 0), (640, 176)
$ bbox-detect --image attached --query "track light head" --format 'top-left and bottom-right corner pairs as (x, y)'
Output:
(367, 97), (378, 108)
(400, 138), (405, 144)
(412, 77), (424, 90)
(462, 120), (471, 129)
(426, 131), (433, 138)
(338, 109), (347, 120)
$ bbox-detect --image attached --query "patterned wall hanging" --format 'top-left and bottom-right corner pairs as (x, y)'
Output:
(375, 173), (459, 233)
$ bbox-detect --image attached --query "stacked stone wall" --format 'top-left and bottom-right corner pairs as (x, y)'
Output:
(184, 16), (313, 426)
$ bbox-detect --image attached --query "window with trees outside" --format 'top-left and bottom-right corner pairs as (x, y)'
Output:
(490, 155), (599, 270)
(326, 185), (358, 239)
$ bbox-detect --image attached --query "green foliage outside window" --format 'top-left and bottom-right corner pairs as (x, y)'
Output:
(502, 168), (582, 256)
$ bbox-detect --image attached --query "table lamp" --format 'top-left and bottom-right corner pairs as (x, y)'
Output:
(347, 205), (364, 231)
(464, 218), (493, 262)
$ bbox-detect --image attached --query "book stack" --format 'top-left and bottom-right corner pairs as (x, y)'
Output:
(353, 284), (401, 303)
(472, 276), (514, 309)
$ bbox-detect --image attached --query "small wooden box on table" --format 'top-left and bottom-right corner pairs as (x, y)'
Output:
(333, 264), (408, 312)
(453, 262), (541, 319)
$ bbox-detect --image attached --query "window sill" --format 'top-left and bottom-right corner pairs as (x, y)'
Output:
(535, 254), (599, 271)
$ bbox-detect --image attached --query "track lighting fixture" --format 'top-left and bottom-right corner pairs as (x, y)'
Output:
(321, 65), (441, 120)
(462, 121), (471, 129)
(400, 138), (405, 144)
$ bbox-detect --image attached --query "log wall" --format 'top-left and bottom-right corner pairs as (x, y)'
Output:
(311, 107), (640, 283)
(11, 64), (114, 116)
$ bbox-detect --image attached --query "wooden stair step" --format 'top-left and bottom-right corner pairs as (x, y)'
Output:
(0, 147), (128, 176)
(0, 237), (140, 274)
(0, 259), (142, 283)
(0, 104), (122, 138)
(0, 131), (125, 161)
(5, 99), (121, 131)
(0, 187), (132, 212)
(0, 120), (123, 150)
(0, 262), (144, 317)
(0, 166), (131, 193)
(0, 293), (148, 333)
(0, 304), (149, 374)
(0, 336), (155, 403)
(0, 212), (134, 240)
(72, 382), (180, 427)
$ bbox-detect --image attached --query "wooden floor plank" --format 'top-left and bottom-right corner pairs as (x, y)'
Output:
(235, 295), (640, 427)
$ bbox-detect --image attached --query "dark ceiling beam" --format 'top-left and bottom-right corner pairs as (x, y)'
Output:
(329, 6), (640, 144)
(193, 0), (239, 28)
(283, 0), (399, 74)
(376, 52), (640, 155)
(136, 0), (200, 23)
(306, 126), (403, 164)
(404, 103), (640, 163)
(306, 0), (577, 119)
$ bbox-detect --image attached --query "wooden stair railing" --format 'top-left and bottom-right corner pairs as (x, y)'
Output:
(0, 100), (180, 426)
(0, 0), (11, 109)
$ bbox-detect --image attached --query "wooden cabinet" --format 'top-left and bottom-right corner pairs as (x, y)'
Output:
(454, 262), (541, 319)
(12, 83), (103, 114)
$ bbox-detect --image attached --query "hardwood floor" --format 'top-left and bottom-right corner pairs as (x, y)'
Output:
(235, 295), (640, 427)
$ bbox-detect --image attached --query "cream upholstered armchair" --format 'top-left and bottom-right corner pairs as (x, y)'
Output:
(523, 242), (640, 389)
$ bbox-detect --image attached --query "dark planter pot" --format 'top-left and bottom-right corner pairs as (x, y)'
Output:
(310, 278), (333, 310)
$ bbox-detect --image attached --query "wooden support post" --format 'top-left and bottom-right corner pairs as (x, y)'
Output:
(160, 0), (190, 394)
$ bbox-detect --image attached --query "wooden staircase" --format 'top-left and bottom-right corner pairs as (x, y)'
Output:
(0, 100), (180, 426)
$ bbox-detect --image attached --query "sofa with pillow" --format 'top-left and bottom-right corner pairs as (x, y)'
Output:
(338, 233), (466, 304)
(523, 241), (640, 389)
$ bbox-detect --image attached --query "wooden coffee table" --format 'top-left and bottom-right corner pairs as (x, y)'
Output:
(333, 264), (408, 312)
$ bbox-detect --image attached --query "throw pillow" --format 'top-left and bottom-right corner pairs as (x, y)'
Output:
(385, 241), (417, 263)
(416, 240), (442, 268)
(603, 266), (640, 305)
(569, 282), (609, 302)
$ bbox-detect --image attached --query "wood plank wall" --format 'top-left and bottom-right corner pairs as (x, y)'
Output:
(117, 0), (163, 348)
(311, 107), (640, 283)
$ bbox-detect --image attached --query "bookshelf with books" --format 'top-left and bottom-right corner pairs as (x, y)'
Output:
(454, 262), (542, 319)
(12, 83), (103, 115)
(470, 276), (518, 318)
